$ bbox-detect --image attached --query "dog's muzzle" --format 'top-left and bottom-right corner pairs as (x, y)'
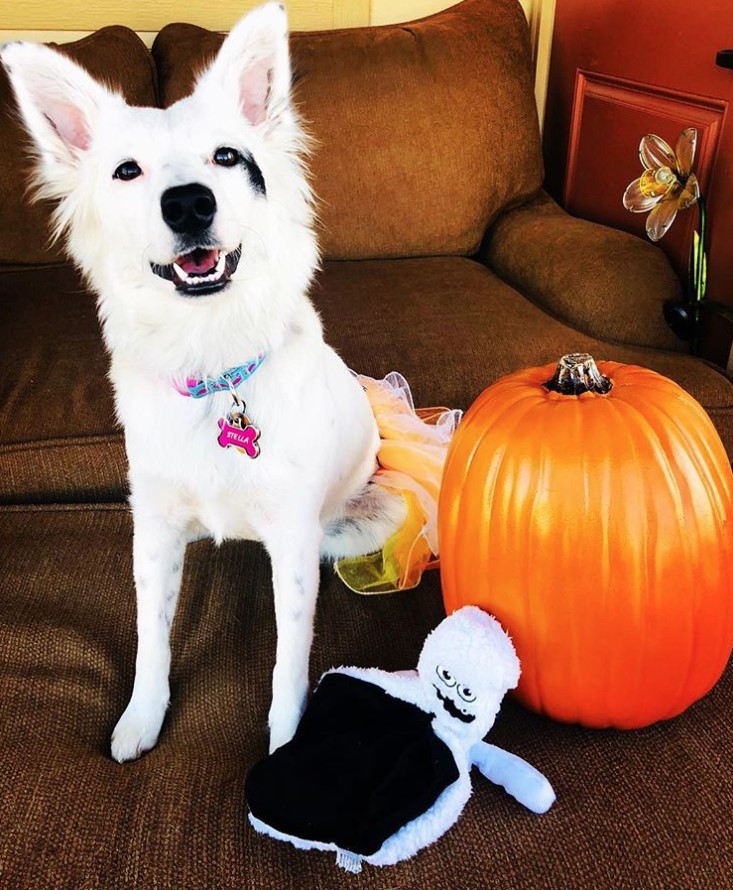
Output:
(151, 245), (242, 297)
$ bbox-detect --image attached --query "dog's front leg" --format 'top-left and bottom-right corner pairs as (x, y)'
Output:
(111, 513), (186, 763)
(265, 525), (322, 753)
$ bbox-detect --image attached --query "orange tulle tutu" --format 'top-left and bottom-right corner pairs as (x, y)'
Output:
(334, 372), (462, 594)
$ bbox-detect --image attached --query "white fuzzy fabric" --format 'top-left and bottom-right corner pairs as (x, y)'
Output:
(248, 608), (554, 870)
(274, 608), (551, 869)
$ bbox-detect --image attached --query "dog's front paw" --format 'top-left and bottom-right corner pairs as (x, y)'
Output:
(111, 702), (166, 763)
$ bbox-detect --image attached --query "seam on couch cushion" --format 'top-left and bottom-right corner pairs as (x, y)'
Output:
(0, 502), (129, 516)
(0, 433), (124, 455)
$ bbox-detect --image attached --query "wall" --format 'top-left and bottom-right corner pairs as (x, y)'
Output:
(0, 0), (555, 124)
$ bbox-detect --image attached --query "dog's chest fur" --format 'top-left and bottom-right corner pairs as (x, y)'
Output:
(112, 315), (380, 545)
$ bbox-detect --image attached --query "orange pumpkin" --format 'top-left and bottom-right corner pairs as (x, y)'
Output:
(438, 353), (733, 728)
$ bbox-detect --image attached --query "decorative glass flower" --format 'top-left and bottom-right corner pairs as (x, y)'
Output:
(623, 128), (700, 242)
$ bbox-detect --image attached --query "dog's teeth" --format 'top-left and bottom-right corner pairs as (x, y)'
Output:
(173, 262), (189, 282)
(169, 249), (232, 290)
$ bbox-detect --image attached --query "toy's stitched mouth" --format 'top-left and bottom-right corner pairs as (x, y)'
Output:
(433, 686), (476, 723)
(151, 245), (242, 296)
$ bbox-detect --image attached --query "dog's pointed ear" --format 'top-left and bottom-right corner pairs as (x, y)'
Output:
(195, 2), (292, 128)
(1, 42), (112, 170)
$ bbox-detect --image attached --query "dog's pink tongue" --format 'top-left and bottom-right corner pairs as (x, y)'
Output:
(177, 249), (219, 275)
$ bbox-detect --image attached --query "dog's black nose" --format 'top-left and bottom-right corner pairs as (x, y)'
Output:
(161, 183), (217, 236)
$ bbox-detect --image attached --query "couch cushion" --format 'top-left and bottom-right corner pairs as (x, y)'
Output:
(1, 503), (732, 888)
(0, 27), (159, 266)
(311, 258), (733, 457)
(2, 258), (731, 505)
(0, 265), (126, 503)
(152, 0), (543, 261)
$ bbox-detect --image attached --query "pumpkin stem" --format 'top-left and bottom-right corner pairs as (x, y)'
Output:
(544, 353), (613, 396)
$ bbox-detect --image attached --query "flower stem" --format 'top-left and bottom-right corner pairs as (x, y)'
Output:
(686, 196), (707, 357)
(688, 195), (707, 303)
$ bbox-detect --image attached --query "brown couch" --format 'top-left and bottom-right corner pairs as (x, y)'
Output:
(2, 0), (733, 887)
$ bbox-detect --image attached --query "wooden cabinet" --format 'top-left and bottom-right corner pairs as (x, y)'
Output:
(543, 0), (733, 366)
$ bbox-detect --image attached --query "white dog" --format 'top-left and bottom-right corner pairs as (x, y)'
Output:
(2, 3), (405, 760)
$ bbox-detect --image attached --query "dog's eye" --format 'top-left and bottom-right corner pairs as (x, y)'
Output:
(213, 147), (241, 167)
(113, 161), (142, 181)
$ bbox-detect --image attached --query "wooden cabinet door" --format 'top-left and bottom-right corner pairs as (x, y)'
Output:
(543, 0), (733, 362)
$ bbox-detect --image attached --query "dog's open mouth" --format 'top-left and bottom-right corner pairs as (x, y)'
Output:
(151, 245), (242, 296)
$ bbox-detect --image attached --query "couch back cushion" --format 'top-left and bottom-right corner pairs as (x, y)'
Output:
(0, 27), (158, 266)
(153, 0), (543, 260)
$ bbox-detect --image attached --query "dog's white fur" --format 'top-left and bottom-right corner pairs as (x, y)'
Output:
(2, 2), (405, 759)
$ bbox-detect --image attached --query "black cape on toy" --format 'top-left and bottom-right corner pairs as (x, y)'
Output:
(246, 607), (555, 873)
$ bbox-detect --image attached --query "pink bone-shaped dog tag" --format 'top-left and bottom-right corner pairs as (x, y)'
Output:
(217, 416), (261, 458)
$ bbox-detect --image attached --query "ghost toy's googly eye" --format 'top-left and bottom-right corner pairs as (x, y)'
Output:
(457, 685), (476, 703)
(436, 665), (456, 687)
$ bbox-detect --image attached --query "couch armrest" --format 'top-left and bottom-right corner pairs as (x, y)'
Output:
(481, 191), (685, 352)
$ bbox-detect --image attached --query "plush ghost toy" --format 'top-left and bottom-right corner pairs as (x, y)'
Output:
(245, 607), (555, 873)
